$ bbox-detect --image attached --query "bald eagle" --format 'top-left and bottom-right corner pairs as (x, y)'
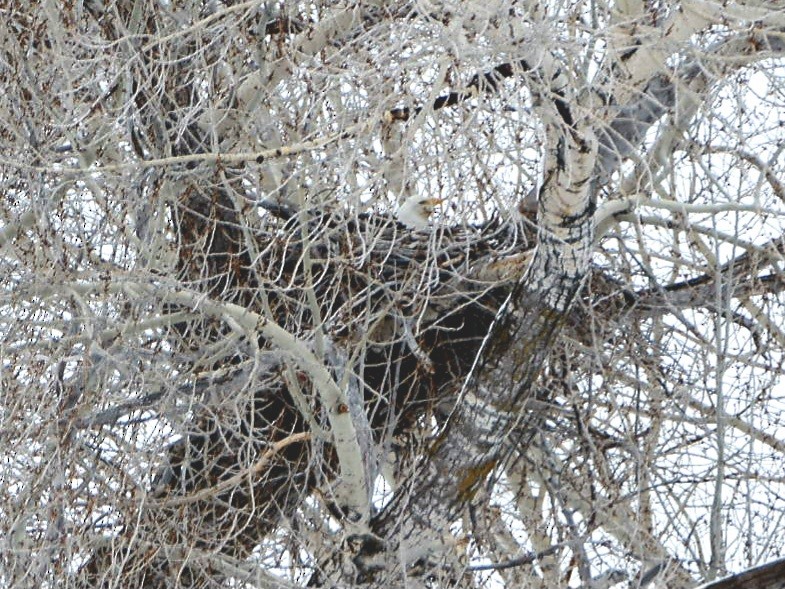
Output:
(258, 195), (448, 234)
(395, 196), (444, 230)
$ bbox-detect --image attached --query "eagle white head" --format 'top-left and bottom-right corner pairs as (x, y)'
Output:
(396, 196), (443, 229)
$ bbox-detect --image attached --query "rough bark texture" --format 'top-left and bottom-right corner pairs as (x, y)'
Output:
(696, 559), (785, 589)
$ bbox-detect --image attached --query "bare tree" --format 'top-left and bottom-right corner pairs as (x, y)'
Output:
(2, 2), (785, 588)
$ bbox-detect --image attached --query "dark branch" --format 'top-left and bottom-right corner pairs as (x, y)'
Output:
(387, 59), (531, 121)
(695, 557), (785, 589)
(468, 542), (566, 572)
